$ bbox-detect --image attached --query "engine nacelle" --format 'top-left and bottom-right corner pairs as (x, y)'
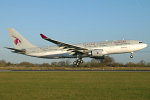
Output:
(88, 49), (104, 57)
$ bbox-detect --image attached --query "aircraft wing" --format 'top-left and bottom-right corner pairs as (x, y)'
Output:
(5, 47), (26, 54)
(40, 34), (89, 55)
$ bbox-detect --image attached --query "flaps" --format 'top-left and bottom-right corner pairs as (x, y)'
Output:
(40, 34), (89, 55)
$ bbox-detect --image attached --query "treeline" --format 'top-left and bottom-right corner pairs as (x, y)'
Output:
(0, 56), (150, 67)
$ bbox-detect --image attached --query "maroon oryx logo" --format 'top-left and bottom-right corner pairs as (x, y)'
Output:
(12, 35), (21, 45)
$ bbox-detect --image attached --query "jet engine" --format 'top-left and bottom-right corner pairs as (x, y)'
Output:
(88, 49), (104, 59)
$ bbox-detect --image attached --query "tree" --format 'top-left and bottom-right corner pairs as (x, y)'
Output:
(0, 60), (7, 67)
(99, 56), (115, 66)
(19, 61), (34, 67)
(125, 62), (136, 67)
(41, 63), (50, 67)
(57, 59), (71, 66)
(51, 62), (57, 67)
(111, 62), (124, 67)
(147, 62), (150, 67)
(91, 56), (115, 67)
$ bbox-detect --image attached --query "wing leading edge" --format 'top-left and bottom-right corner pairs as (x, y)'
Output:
(40, 34), (89, 55)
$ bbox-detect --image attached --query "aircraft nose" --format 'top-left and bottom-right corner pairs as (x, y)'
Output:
(143, 44), (147, 48)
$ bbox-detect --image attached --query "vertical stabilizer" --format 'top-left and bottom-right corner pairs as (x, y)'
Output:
(7, 28), (36, 49)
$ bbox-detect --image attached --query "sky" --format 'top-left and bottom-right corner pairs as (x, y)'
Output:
(0, 0), (150, 64)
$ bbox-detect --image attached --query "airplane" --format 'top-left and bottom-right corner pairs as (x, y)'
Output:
(6, 28), (147, 65)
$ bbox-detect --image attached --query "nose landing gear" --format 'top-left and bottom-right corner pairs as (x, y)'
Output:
(130, 52), (133, 58)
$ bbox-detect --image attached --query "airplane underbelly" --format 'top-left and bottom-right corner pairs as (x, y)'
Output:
(106, 45), (143, 54)
(106, 46), (130, 54)
(128, 44), (144, 52)
(27, 52), (76, 59)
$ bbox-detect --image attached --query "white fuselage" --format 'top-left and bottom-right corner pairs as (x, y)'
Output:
(24, 40), (147, 59)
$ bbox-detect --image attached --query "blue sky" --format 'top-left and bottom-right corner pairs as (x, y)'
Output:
(0, 0), (150, 64)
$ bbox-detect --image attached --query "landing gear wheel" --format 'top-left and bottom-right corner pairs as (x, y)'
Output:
(76, 62), (80, 66)
(77, 59), (81, 62)
(77, 59), (83, 63)
(73, 61), (77, 65)
(73, 58), (83, 66)
(80, 60), (83, 63)
(130, 55), (133, 58)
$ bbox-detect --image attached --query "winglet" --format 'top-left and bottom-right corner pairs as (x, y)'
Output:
(40, 34), (48, 39)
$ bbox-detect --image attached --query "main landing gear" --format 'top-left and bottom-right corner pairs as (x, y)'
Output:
(73, 58), (83, 66)
(130, 52), (133, 58)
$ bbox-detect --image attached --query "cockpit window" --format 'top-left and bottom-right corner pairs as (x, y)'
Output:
(139, 42), (143, 43)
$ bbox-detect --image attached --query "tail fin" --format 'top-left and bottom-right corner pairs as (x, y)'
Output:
(7, 28), (36, 49)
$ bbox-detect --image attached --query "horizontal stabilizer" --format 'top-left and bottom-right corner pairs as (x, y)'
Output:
(5, 47), (26, 54)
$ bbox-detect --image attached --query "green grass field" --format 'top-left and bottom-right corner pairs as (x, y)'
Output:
(0, 72), (150, 100)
